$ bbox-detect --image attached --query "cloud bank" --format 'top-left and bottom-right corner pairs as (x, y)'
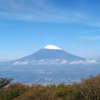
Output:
(69, 59), (99, 65)
(13, 59), (68, 65)
(13, 59), (100, 65)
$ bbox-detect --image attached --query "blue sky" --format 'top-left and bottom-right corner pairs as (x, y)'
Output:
(0, 0), (100, 61)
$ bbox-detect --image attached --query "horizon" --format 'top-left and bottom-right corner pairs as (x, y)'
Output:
(0, 0), (100, 61)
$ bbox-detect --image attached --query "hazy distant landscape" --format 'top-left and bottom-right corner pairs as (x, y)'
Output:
(0, 64), (100, 85)
(0, 45), (100, 85)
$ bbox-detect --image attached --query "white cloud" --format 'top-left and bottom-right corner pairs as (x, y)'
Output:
(13, 59), (68, 65)
(13, 59), (100, 65)
(69, 60), (84, 65)
(13, 61), (28, 65)
(36, 59), (68, 65)
(69, 59), (100, 65)
(60, 60), (68, 65)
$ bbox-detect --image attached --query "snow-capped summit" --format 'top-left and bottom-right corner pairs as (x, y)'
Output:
(43, 45), (62, 50)
(13, 45), (86, 62)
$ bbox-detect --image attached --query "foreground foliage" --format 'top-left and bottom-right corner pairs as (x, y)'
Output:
(1, 74), (100, 100)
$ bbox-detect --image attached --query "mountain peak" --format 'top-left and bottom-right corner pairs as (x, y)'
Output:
(43, 45), (62, 50)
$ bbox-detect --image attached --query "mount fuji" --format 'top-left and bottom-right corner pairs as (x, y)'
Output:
(1, 45), (100, 85)
(13, 45), (86, 65)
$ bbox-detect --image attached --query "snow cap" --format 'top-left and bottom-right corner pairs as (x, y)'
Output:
(43, 45), (62, 50)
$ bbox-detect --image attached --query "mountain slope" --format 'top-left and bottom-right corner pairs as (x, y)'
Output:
(15, 45), (85, 62)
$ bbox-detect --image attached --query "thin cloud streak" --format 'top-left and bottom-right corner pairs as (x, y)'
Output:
(0, 0), (90, 23)
(79, 36), (100, 40)
(75, 36), (100, 46)
(0, 10), (89, 23)
(82, 29), (100, 33)
(1, 0), (100, 27)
